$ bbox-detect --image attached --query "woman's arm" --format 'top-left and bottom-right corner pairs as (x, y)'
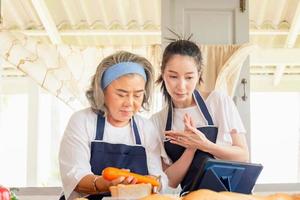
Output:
(164, 148), (195, 188)
(166, 127), (249, 162)
(206, 91), (249, 162)
(75, 174), (107, 194)
(144, 119), (173, 191)
(165, 116), (249, 163)
(75, 174), (132, 194)
(206, 130), (249, 162)
(163, 114), (198, 188)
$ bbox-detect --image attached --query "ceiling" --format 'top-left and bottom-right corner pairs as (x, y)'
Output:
(250, 0), (300, 48)
(249, 0), (300, 86)
(1, 0), (161, 46)
(1, 0), (300, 86)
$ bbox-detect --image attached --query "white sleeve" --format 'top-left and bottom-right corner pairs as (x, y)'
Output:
(150, 110), (172, 165)
(59, 111), (93, 200)
(210, 91), (246, 138)
(143, 120), (169, 193)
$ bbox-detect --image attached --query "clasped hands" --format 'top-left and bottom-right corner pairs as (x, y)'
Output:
(165, 113), (211, 152)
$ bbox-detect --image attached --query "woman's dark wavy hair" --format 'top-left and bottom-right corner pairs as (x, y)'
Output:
(156, 39), (203, 104)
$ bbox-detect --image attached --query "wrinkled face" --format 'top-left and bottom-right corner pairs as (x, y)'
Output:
(104, 74), (146, 127)
(163, 54), (199, 108)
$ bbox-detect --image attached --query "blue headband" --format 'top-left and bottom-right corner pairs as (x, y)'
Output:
(101, 62), (147, 89)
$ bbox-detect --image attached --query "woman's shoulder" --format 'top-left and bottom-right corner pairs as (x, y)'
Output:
(150, 106), (169, 129)
(134, 114), (161, 142)
(133, 114), (154, 128)
(69, 107), (97, 123)
(151, 106), (168, 121)
(205, 90), (232, 105)
(63, 107), (97, 141)
(206, 90), (229, 99)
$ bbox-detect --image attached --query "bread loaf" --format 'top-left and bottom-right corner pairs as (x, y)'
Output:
(109, 183), (152, 199)
(292, 194), (300, 200)
(181, 189), (298, 200)
(139, 194), (180, 200)
(265, 193), (295, 200)
(182, 189), (231, 200)
(220, 191), (264, 200)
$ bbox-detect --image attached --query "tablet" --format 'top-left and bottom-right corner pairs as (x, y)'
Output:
(189, 158), (263, 194)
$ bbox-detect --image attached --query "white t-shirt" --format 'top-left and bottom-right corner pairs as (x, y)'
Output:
(151, 90), (246, 164)
(59, 108), (168, 200)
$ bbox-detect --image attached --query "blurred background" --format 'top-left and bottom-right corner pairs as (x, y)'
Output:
(0, 0), (299, 194)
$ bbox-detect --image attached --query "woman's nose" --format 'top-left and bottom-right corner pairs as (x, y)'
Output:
(124, 95), (134, 106)
(177, 78), (186, 90)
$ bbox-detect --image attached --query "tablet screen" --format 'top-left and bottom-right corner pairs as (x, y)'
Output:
(189, 158), (263, 194)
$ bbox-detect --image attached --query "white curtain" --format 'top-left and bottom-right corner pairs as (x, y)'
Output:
(199, 44), (256, 97)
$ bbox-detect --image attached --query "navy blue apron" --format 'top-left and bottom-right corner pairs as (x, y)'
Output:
(164, 90), (218, 195)
(60, 115), (149, 200)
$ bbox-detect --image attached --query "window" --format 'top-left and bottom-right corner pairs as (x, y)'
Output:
(250, 92), (300, 183)
(0, 94), (28, 186)
(0, 77), (73, 187)
(250, 74), (300, 185)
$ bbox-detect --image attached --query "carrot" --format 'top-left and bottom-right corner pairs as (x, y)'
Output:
(102, 167), (160, 187)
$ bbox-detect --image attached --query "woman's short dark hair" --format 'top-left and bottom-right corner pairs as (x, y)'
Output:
(156, 40), (203, 103)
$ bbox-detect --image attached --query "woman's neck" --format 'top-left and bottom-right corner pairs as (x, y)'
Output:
(106, 114), (130, 127)
(172, 96), (196, 108)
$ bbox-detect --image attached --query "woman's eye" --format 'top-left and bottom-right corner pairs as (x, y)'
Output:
(134, 93), (143, 98)
(169, 76), (177, 79)
(117, 93), (125, 97)
(186, 76), (194, 80)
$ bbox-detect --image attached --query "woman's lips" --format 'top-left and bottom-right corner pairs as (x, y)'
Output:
(120, 110), (132, 116)
(174, 93), (187, 97)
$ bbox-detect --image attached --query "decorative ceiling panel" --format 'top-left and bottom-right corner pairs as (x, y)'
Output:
(249, 0), (300, 48)
(2, 0), (300, 81)
(2, 0), (161, 46)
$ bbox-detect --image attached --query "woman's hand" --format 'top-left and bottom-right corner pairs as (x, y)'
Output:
(145, 175), (161, 193)
(116, 176), (138, 185)
(97, 175), (137, 193)
(104, 169), (138, 187)
(165, 114), (212, 152)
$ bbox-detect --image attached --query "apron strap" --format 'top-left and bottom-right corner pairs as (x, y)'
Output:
(165, 90), (214, 131)
(95, 114), (105, 140)
(95, 114), (142, 145)
(193, 90), (214, 126)
(131, 117), (142, 145)
(165, 103), (173, 131)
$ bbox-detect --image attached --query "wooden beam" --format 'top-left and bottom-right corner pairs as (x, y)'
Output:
(31, 0), (62, 44)
(61, 0), (83, 45)
(78, 0), (99, 45)
(250, 48), (300, 66)
(250, 66), (300, 74)
(5, 0), (26, 29)
(273, 1), (300, 85)
(255, 0), (268, 26)
(250, 30), (291, 35)
(251, 74), (300, 91)
(26, 78), (39, 186)
(16, 29), (161, 36)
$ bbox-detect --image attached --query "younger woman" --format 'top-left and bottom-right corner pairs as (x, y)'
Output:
(151, 40), (249, 194)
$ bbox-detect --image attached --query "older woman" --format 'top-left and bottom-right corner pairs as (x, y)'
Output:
(59, 51), (167, 200)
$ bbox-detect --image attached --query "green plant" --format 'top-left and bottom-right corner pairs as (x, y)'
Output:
(9, 188), (18, 200)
